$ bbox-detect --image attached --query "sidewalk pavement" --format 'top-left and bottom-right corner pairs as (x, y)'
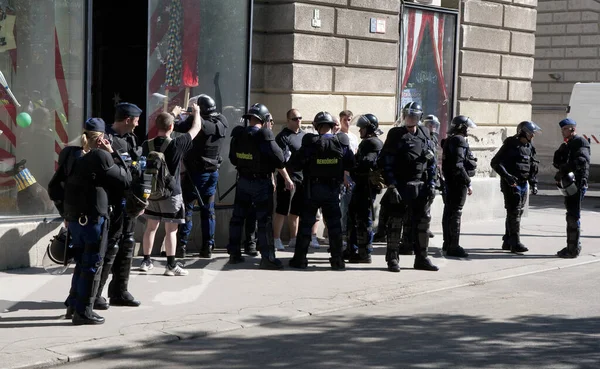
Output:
(1, 191), (599, 369)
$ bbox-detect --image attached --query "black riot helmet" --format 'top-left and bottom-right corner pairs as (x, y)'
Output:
(422, 115), (441, 134)
(312, 111), (336, 130)
(197, 94), (218, 117)
(243, 103), (270, 124)
(356, 113), (383, 137)
(516, 120), (542, 142)
(402, 102), (423, 121)
(42, 227), (74, 275)
(449, 115), (476, 135)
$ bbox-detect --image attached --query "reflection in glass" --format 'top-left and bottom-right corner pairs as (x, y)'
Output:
(147, 0), (250, 205)
(400, 7), (456, 138)
(0, 0), (85, 218)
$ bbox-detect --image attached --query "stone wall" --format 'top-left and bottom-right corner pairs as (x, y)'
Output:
(533, 0), (600, 108)
(531, 0), (600, 176)
(252, 0), (400, 126)
(458, 0), (538, 177)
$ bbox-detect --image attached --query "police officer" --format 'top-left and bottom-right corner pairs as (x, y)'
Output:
(227, 103), (294, 269)
(401, 114), (441, 248)
(95, 103), (145, 310)
(491, 120), (541, 253)
(61, 118), (131, 325)
(441, 116), (477, 258)
(175, 94), (228, 259)
(553, 118), (590, 258)
(422, 115), (442, 241)
(380, 102), (438, 272)
(347, 114), (383, 263)
(288, 112), (355, 270)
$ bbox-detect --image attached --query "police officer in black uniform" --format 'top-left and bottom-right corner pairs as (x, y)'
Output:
(380, 102), (438, 273)
(553, 118), (590, 258)
(61, 118), (131, 324)
(227, 103), (294, 269)
(175, 94), (228, 258)
(95, 103), (145, 310)
(346, 114), (383, 263)
(441, 115), (477, 258)
(422, 114), (442, 240)
(288, 111), (355, 270)
(491, 120), (541, 253)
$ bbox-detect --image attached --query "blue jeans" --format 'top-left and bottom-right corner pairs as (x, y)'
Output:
(68, 217), (106, 314)
(178, 171), (219, 249)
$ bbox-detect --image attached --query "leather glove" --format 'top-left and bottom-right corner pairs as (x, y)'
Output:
(389, 187), (402, 204)
(530, 185), (538, 195)
(554, 171), (562, 182)
(505, 174), (518, 186)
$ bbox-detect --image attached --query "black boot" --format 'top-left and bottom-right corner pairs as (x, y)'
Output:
(558, 223), (581, 258)
(446, 246), (469, 258)
(414, 256), (439, 271)
(289, 235), (309, 269)
(329, 256), (346, 270)
(349, 246), (372, 263)
(110, 291), (141, 307)
(176, 244), (188, 258)
(386, 249), (400, 272)
(328, 234), (346, 271)
(259, 244), (284, 270)
(72, 310), (105, 325)
(414, 223), (439, 271)
(244, 240), (258, 257)
(199, 242), (212, 258)
(93, 296), (109, 310)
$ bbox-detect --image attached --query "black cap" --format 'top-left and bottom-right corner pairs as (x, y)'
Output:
(115, 102), (142, 118)
(84, 118), (106, 133)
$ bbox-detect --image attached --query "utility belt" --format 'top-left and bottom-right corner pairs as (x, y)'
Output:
(239, 172), (272, 180)
(64, 206), (113, 225)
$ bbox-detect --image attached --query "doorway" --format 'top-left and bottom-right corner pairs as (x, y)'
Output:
(91, 0), (149, 136)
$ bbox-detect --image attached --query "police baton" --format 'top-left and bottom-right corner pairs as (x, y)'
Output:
(185, 171), (205, 207)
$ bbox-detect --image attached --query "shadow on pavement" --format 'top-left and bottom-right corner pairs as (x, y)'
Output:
(73, 313), (600, 369)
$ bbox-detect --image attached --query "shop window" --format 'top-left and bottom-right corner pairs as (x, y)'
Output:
(399, 5), (457, 138)
(0, 0), (85, 218)
(147, 0), (251, 205)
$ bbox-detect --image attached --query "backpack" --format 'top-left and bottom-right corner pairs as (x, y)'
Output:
(145, 137), (175, 201)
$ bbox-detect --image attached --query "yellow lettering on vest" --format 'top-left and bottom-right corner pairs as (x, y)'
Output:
(236, 152), (253, 160)
(316, 158), (339, 165)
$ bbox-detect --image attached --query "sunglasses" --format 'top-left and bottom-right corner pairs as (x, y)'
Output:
(290, 117), (302, 121)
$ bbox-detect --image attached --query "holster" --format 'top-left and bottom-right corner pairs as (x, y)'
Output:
(405, 180), (423, 201)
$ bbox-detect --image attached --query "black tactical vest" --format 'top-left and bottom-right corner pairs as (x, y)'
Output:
(187, 116), (227, 172)
(234, 127), (274, 175)
(308, 135), (344, 179)
(395, 128), (429, 182)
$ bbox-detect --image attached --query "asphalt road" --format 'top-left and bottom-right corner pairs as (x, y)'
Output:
(65, 260), (600, 369)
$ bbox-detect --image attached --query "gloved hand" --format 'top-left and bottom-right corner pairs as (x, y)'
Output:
(388, 186), (402, 204)
(554, 171), (562, 182)
(530, 185), (538, 195)
(505, 174), (518, 187)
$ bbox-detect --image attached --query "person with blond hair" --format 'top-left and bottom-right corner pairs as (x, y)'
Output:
(139, 104), (202, 276)
(50, 118), (132, 325)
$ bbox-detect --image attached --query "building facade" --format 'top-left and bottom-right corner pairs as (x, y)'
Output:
(0, 0), (539, 270)
(532, 0), (600, 175)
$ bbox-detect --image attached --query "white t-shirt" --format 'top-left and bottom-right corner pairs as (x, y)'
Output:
(347, 131), (359, 154)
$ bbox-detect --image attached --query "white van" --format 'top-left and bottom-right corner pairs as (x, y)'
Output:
(567, 82), (600, 164)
